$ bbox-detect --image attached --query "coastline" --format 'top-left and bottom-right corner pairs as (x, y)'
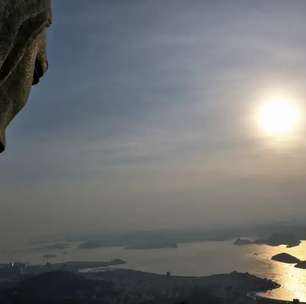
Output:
(6, 239), (306, 302)
(255, 293), (305, 304)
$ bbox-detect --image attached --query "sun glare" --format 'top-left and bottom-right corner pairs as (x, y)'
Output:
(257, 97), (301, 138)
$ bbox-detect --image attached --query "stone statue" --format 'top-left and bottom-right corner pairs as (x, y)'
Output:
(0, 0), (52, 153)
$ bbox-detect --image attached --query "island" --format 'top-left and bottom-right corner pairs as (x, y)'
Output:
(270, 253), (306, 270)
(72, 225), (306, 252)
(271, 253), (300, 264)
(234, 233), (301, 248)
(295, 261), (306, 269)
(260, 233), (301, 248)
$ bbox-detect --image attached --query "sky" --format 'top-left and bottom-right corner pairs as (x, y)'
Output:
(2, 0), (306, 244)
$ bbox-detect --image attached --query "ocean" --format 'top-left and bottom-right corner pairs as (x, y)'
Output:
(3, 239), (306, 302)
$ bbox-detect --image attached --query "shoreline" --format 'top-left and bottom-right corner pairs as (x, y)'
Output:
(255, 293), (305, 304)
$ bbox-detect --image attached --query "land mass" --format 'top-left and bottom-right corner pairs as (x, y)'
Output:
(295, 261), (306, 269)
(234, 233), (301, 248)
(271, 253), (300, 264)
(0, 259), (126, 279)
(270, 252), (306, 270)
(70, 224), (306, 251)
(80, 239), (178, 250)
(0, 267), (279, 304)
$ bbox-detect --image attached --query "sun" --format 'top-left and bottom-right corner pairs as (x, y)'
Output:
(257, 97), (301, 137)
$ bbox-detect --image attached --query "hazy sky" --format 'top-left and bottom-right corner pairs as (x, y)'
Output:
(2, 0), (306, 243)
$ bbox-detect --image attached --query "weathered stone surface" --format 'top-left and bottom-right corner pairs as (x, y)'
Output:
(0, 0), (52, 152)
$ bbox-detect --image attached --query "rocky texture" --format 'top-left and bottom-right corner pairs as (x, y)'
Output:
(0, 0), (52, 152)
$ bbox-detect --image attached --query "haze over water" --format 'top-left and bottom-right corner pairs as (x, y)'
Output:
(4, 240), (306, 302)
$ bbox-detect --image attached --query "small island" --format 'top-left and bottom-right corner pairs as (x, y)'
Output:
(271, 253), (300, 264)
(270, 252), (306, 270)
(295, 261), (306, 269)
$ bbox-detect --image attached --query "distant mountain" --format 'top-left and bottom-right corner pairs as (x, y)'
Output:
(234, 233), (301, 248)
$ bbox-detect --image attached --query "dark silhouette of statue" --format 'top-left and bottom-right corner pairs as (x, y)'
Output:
(0, 0), (52, 153)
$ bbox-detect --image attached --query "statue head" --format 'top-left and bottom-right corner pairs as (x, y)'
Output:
(0, 0), (52, 153)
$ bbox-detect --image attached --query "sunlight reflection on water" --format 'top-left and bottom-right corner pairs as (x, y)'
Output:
(255, 242), (306, 302)
(3, 240), (306, 302)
